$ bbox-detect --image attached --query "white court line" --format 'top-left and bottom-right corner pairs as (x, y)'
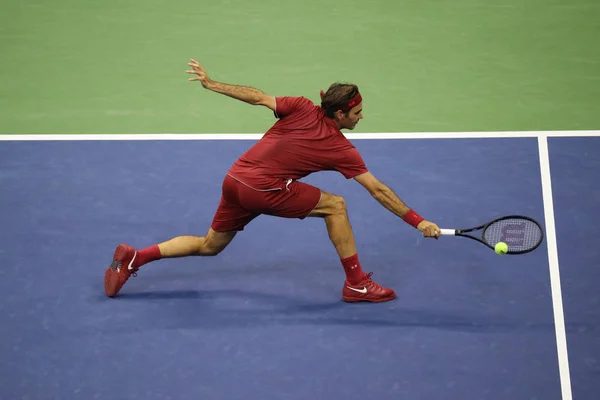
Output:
(0, 129), (584, 399)
(0, 130), (599, 141)
(538, 136), (573, 400)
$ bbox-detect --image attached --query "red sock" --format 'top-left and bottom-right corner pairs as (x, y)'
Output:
(341, 254), (367, 285)
(135, 245), (162, 268)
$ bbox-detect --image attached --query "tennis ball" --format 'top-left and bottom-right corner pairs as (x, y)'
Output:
(495, 242), (508, 255)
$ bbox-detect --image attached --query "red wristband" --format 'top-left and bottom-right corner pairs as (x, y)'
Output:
(403, 209), (425, 228)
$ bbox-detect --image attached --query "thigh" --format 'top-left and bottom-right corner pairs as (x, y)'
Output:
(211, 195), (258, 232)
(241, 180), (322, 219)
(211, 176), (259, 232)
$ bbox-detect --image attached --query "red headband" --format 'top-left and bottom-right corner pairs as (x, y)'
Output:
(320, 91), (362, 112)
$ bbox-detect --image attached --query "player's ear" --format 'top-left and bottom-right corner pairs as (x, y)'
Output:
(334, 109), (345, 120)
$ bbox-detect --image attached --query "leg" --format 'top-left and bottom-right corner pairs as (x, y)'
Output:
(134, 192), (256, 265)
(105, 227), (246, 298)
(308, 191), (356, 259)
(104, 176), (257, 298)
(158, 228), (237, 258)
(257, 181), (395, 302)
(307, 190), (396, 303)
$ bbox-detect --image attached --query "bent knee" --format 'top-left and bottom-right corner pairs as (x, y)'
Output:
(198, 240), (227, 257)
(330, 195), (347, 214)
(200, 240), (227, 256)
(199, 229), (236, 256)
(310, 192), (347, 217)
(202, 247), (222, 256)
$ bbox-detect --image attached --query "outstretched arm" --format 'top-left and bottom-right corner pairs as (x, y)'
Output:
(186, 59), (276, 111)
(354, 172), (440, 238)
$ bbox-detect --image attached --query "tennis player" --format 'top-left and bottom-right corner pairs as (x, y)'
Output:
(104, 59), (441, 303)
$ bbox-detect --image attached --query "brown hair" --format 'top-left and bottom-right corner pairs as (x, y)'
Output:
(320, 83), (360, 118)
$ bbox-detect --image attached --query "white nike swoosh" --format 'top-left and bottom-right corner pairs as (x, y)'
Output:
(347, 286), (367, 294)
(127, 251), (138, 271)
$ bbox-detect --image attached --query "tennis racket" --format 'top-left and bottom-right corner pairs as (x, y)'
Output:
(439, 215), (544, 254)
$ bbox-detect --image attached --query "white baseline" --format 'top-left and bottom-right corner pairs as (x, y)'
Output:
(0, 129), (598, 141)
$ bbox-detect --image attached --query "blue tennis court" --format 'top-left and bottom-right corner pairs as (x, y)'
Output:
(0, 133), (598, 399)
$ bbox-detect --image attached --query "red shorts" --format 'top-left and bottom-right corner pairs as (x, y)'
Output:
(211, 175), (322, 232)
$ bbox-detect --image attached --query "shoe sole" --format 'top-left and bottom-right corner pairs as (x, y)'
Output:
(342, 293), (397, 303)
(104, 267), (119, 297)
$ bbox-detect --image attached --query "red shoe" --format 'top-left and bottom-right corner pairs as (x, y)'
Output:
(104, 244), (139, 297)
(342, 272), (396, 303)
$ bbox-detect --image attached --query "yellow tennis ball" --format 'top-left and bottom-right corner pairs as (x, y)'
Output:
(495, 242), (508, 255)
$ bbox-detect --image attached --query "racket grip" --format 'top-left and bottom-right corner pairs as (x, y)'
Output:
(439, 229), (456, 236)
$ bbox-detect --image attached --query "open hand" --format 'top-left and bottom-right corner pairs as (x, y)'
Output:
(186, 58), (212, 88)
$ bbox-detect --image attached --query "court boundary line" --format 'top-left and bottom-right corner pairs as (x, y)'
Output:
(0, 130), (582, 399)
(537, 136), (572, 400)
(0, 129), (598, 141)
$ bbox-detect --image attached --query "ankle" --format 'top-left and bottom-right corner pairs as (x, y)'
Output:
(136, 245), (162, 268)
(341, 254), (366, 284)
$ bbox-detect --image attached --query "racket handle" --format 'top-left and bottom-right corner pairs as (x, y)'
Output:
(439, 229), (456, 236)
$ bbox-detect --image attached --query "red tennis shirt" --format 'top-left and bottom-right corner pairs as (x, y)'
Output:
(227, 96), (369, 190)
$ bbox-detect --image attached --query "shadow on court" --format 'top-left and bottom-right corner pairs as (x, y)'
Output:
(89, 288), (562, 334)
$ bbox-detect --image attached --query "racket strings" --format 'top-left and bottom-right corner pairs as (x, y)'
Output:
(483, 218), (543, 252)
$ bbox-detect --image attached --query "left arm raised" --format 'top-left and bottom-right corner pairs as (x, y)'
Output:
(187, 58), (276, 111)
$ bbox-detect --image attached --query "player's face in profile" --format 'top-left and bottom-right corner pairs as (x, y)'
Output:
(338, 103), (363, 130)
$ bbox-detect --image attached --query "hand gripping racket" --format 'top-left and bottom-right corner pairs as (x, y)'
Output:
(439, 215), (544, 254)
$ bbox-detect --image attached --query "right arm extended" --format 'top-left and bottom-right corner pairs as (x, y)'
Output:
(354, 172), (440, 238)
(186, 58), (276, 111)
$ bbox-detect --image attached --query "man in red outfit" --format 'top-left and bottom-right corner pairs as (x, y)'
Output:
(104, 59), (441, 302)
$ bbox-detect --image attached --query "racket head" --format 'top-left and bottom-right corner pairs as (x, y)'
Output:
(481, 215), (544, 254)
